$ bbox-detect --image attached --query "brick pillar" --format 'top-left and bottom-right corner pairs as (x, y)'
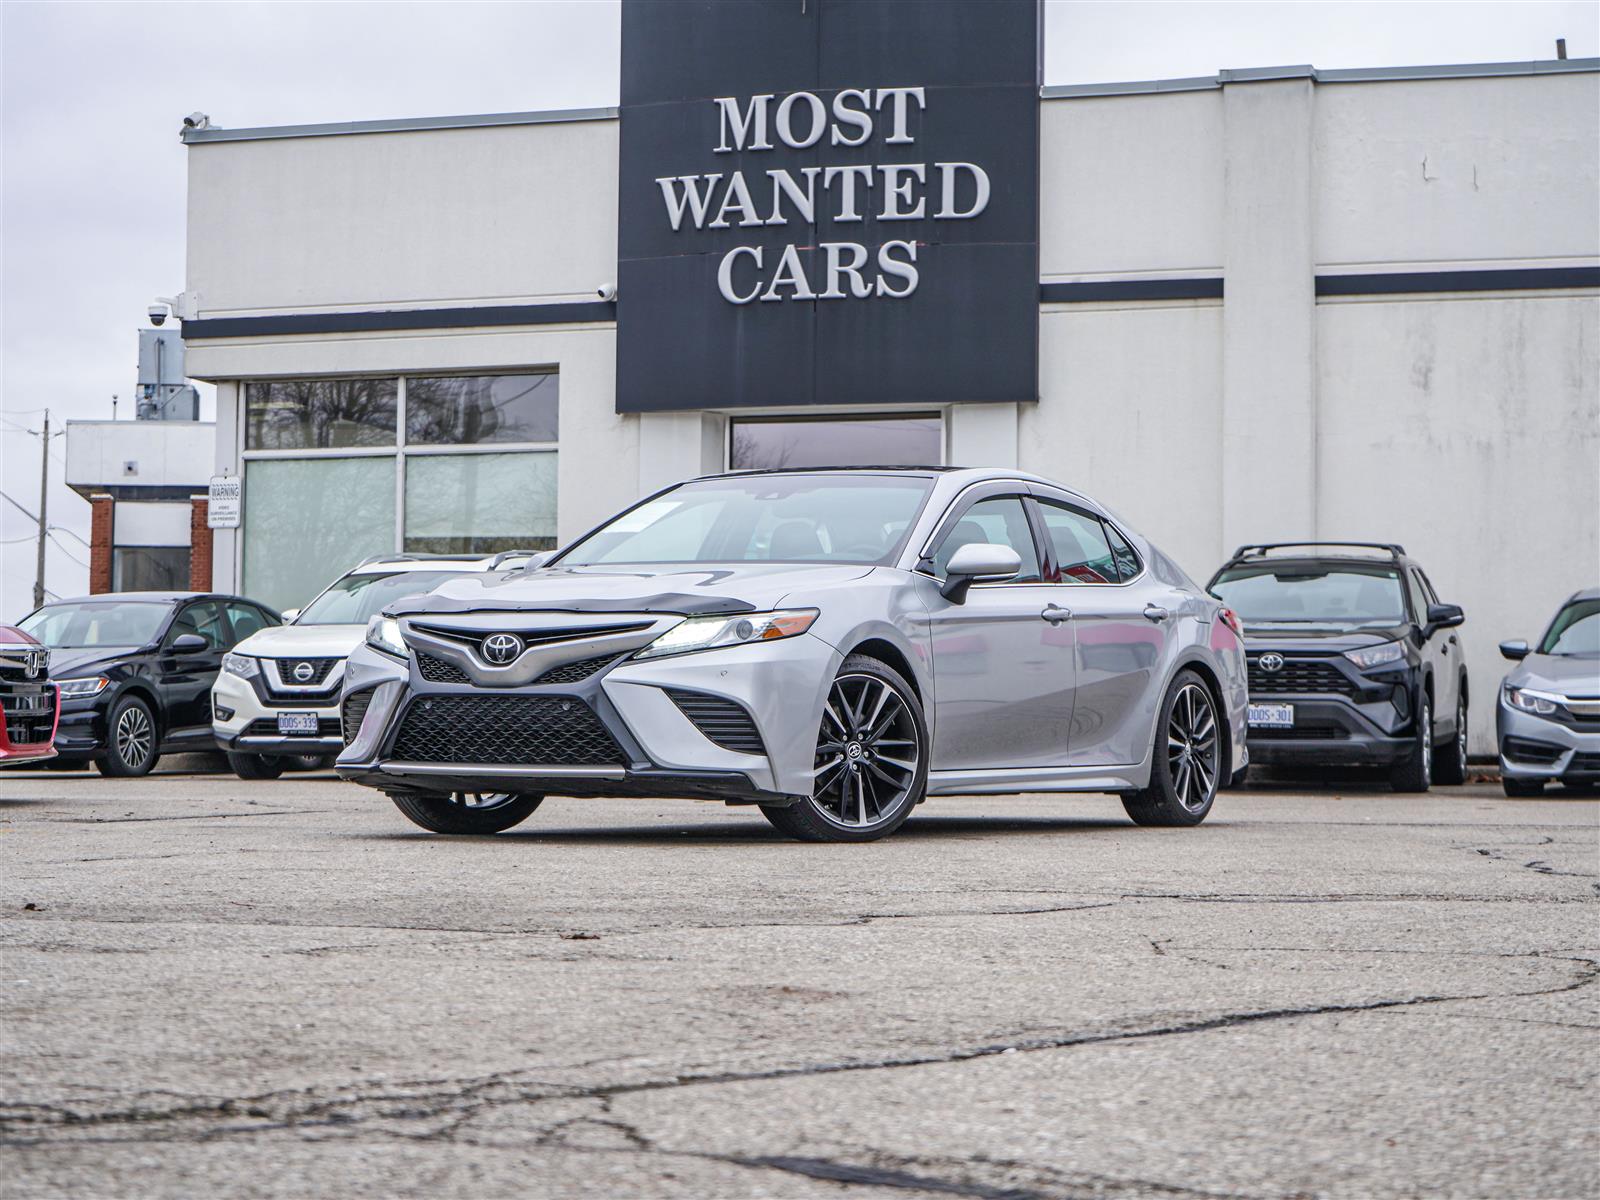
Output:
(88, 495), (114, 593)
(189, 497), (213, 592)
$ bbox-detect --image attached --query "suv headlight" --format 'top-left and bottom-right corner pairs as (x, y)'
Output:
(222, 652), (259, 680)
(366, 615), (408, 659)
(1344, 641), (1406, 670)
(634, 609), (819, 660)
(1505, 685), (1561, 716)
(56, 675), (110, 698)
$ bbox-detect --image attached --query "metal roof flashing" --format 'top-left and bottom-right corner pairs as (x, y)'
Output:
(180, 105), (618, 145)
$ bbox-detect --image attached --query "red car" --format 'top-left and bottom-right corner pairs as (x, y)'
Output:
(0, 625), (57, 766)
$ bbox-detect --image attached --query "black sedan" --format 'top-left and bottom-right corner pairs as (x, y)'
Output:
(15, 592), (280, 775)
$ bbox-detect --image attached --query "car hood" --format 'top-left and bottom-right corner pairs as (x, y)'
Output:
(1506, 653), (1600, 695)
(46, 646), (142, 679)
(0, 625), (42, 647)
(384, 563), (879, 618)
(233, 624), (366, 659)
(1240, 624), (1411, 654)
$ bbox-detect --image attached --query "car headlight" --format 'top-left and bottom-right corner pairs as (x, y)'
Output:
(1344, 641), (1406, 670)
(634, 609), (819, 660)
(1505, 685), (1561, 716)
(222, 652), (260, 680)
(366, 614), (408, 659)
(56, 675), (110, 698)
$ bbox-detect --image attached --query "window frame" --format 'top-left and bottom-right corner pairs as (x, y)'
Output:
(164, 599), (229, 652)
(726, 411), (946, 471)
(915, 483), (1048, 588)
(1025, 489), (1146, 588)
(1029, 497), (1123, 586)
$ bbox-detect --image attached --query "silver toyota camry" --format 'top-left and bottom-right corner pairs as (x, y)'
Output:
(336, 468), (1249, 841)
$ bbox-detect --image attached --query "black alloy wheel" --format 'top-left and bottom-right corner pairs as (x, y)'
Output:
(1434, 690), (1469, 786)
(1123, 669), (1221, 827)
(390, 790), (543, 835)
(761, 654), (928, 843)
(96, 696), (159, 777)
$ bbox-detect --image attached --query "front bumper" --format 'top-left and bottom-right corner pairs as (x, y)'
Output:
(335, 631), (839, 804)
(1497, 698), (1600, 784)
(1245, 694), (1418, 767)
(0, 684), (58, 765)
(212, 669), (343, 757)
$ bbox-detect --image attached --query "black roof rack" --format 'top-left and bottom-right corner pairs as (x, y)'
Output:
(1230, 541), (1406, 561)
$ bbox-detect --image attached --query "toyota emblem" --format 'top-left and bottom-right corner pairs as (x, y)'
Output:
(292, 661), (315, 683)
(482, 633), (524, 665)
(1259, 652), (1285, 673)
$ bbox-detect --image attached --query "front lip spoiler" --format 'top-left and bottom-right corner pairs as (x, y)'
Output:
(378, 761), (627, 779)
(228, 735), (345, 753)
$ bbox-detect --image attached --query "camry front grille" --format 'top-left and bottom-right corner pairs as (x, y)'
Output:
(415, 652), (472, 685)
(1248, 659), (1357, 697)
(390, 695), (623, 766)
(534, 653), (621, 685)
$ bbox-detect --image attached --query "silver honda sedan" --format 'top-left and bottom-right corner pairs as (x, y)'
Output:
(336, 468), (1249, 841)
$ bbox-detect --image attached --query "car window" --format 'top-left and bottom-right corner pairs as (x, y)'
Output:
(1418, 571), (1441, 606)
(225, 602), (273, 643)
(1210, 565), (1406, 630)
(1539, 599), (1600, 656)
(1037, 501), (1117, 584)
(1405, 571), (1429, 624)
(931, 496), (1041, 582)
(167, 601), (227, 650)
(1103, 523), (1141, 581)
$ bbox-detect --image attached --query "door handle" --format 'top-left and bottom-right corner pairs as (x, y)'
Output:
(1143, 604), (1170, 623)
(1041, 603), (1071, 626)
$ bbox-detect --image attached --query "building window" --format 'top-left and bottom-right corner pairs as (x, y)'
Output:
(729, 415), (942, 470)
(112, 546), (191, 592)
(405, 373), (558, 445)
(239, 373), (559, 610)
(405, 451), (557, 554)
(245, 379), (398, 449)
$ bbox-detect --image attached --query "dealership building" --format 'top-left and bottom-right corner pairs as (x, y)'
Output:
(175, 1), (1597, 752)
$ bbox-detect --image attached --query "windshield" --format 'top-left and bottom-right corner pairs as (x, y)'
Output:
(296, 571), (466, 625)
(1539, 599), (1600, 657)
(1211, 564), (1407, 630)
(19, 601), (171, 648)
(558, 474), (934, 567)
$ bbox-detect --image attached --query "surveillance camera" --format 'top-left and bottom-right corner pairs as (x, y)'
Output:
(182, 112), (210, 130)
(597, 283), (617, 302)
(148, 302), (169, 326)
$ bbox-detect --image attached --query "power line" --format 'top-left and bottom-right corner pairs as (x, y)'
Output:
(46, 532), (88, 568)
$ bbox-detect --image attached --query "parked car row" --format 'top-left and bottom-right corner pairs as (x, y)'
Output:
(5, 471), (1595, 832)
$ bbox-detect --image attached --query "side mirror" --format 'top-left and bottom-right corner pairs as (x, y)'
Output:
(1499, 638), (1530, 661)
(1426, 602), (1465, 630)
(168, 633), (209, 654)
(280, 608), (301, 624)
(940, 542), (1022, 603)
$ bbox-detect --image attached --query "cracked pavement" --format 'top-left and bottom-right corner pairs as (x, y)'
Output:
(1, 768), (1595, 1198)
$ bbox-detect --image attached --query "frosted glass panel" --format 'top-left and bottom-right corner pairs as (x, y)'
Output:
(405, 452), (558, 554)
(244, 457), (395, 610)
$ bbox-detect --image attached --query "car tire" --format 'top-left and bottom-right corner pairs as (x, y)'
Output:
(1122, 669), (1221, 827)
(227, 752), (286, 781)
(1433, 689), (1469, 786)
(390, 790), (543, 835)
(760, 653), (928, 843)
(1502, 777), (1544, 797)
(1390, 693), (1433, 793)
(95, 696), (159, 777)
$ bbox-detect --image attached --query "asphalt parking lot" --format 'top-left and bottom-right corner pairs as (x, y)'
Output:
(1, 767), (1596, 1200)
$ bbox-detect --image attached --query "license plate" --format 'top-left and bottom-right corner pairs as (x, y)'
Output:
(1248, 703), (1294, 729)
(277, 712), (319, 735)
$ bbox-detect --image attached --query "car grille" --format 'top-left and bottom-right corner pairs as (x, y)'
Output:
(535, 653), (621, 685)
(342, 690), (374, 744)
(1503, 736), (1564, 765)
(242, 717), (341, 738)
(390, 695), (623, 766)
(415, 652), (472, 685)
(1248, 724), (1347, 741)
(666, 689), (766, 755)
(1, 686), (56, 745)
(272, 657), (339, 686)
(1248, 658), (1357, 697)
(1566, 752), (1600, 775)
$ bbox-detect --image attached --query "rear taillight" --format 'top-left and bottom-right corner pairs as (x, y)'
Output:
(1219, 607), (1243, 639)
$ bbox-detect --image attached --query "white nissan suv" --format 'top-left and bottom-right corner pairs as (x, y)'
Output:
(212, 552), (542, 779)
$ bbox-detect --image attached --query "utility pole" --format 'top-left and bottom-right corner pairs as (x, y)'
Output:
(33, 410), (49, 609)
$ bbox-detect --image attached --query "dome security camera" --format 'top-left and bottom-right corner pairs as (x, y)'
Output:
(148, 301), (169, 326)
(597, 283), (617, 302)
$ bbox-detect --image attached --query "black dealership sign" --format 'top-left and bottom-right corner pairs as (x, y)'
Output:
(616, 0), (1041, 413)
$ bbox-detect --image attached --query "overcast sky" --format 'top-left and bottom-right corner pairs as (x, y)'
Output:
(2, 0), (1594, 620)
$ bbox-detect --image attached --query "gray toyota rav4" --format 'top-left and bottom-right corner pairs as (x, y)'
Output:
(336, 468), (1248, 841)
